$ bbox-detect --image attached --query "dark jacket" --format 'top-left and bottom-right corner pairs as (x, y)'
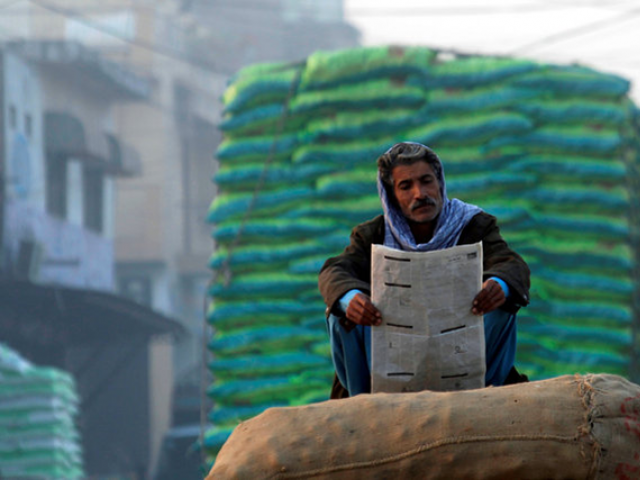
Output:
(319, 212), (530, 318)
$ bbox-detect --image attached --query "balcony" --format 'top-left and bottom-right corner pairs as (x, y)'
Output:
(3, 198), (114, 290)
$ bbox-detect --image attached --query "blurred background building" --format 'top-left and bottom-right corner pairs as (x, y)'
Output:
(0, 38), (183, 477)
(0, 0), (359, 477)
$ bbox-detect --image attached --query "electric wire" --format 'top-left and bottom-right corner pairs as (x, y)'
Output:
(345, 2), (570, 16)
(510, 7), (640, 54)
(0, 0), (26, 9)
(26, 0), (224, 73)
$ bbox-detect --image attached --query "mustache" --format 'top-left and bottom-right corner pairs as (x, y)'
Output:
(410, 197), (438, 211)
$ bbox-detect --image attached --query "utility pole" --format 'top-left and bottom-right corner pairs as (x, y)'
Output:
(0, 50), (6, 279)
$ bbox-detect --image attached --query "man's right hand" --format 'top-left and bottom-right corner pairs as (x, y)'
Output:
(346, 293), (382, 326)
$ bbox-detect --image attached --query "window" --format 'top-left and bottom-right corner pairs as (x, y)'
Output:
(8, 105), (16, 129)
(83, 166), (104, 233)
(46, 154), (67, 218)
(24, 113), (32, 139)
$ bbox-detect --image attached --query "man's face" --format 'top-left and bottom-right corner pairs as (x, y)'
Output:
(391, 161), (443, 224)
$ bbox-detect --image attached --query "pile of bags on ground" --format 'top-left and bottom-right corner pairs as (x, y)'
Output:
(0, 342), (84, 479)
(205, 45), (640, 461)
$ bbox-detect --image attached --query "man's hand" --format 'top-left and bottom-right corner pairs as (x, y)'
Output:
(472, 279), (505, 315)
(346, 293), (382, 326)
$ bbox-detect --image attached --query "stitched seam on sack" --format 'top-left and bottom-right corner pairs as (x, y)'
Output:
(579, 374), (602, 478)
(269, 433), (580, 479)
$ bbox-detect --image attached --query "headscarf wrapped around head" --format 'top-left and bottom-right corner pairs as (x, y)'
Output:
(377, 142), (482, 252)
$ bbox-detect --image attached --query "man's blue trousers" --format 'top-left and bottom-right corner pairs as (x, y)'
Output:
(327, 308), (517, 396)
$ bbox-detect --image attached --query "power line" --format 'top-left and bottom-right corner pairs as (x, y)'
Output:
(26, 0), (226, 74)
(0, 0), (26, 9)
(509, 6), (640, 54)
(345, 0), (640, 18)
(533, 0), (639, 11)
(0, 4), (135, 14)
(134, 0), (323, 36)
(165, 0), (308, 17)
(0, 0), (281, 121)
(0, 4), (295, 38)
(1, 0), (339, 55)
(573, 49), (640, 65)
(8, 0), (631, 18)
(345, 3), (569, 16)
(0, 23), (224, 118)
(599, 58), (640, 69)
(21, 0), (303, 75)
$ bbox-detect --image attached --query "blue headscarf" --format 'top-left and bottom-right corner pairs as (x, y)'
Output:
(378, 142), (482, 252)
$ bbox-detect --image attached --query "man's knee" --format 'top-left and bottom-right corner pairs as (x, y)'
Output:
(484, 307), (516, 326)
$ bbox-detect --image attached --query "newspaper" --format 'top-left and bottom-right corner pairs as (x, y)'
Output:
(370, 242), (485, 393)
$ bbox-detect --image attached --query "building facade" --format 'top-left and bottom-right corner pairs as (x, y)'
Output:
(0, 0), (360, 476)
(0, 41), (182, 478)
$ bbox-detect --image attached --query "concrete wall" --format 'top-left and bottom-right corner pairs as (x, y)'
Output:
(3, 52), (44, 210)
(148, 336), (174, 476)
(113, 102), (173, 263)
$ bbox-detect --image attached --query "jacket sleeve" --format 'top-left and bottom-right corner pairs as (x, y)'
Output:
(318, 219), (381, 318)
(476, 214), (531, 313)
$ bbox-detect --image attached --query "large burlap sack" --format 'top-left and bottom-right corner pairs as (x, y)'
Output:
(206, 374), (640, 479)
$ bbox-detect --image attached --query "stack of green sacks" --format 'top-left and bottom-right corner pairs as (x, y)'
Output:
(501, 70), (638, 379)
(0, 343), (84, 479)
(205, 45), (640, 461)
(628, 107), (640, 340)
(206, 60), (332, 453)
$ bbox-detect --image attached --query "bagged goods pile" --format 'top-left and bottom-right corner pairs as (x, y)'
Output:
(0, 343), (84, 479)
(207, 374), (640, 479)
(205, 45), (640, 458)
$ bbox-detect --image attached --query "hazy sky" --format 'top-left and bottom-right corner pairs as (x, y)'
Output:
(344, 0), (640, 102)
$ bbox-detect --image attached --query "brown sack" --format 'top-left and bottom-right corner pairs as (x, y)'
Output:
(206, 374), (640, 479)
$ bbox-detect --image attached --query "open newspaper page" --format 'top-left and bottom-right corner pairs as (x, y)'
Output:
(371, 242), (485, 393)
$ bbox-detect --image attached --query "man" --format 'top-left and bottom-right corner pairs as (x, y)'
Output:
(319, 142), (530, 398)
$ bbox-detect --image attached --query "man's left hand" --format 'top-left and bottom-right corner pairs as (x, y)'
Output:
(471, 279), (505, 315)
